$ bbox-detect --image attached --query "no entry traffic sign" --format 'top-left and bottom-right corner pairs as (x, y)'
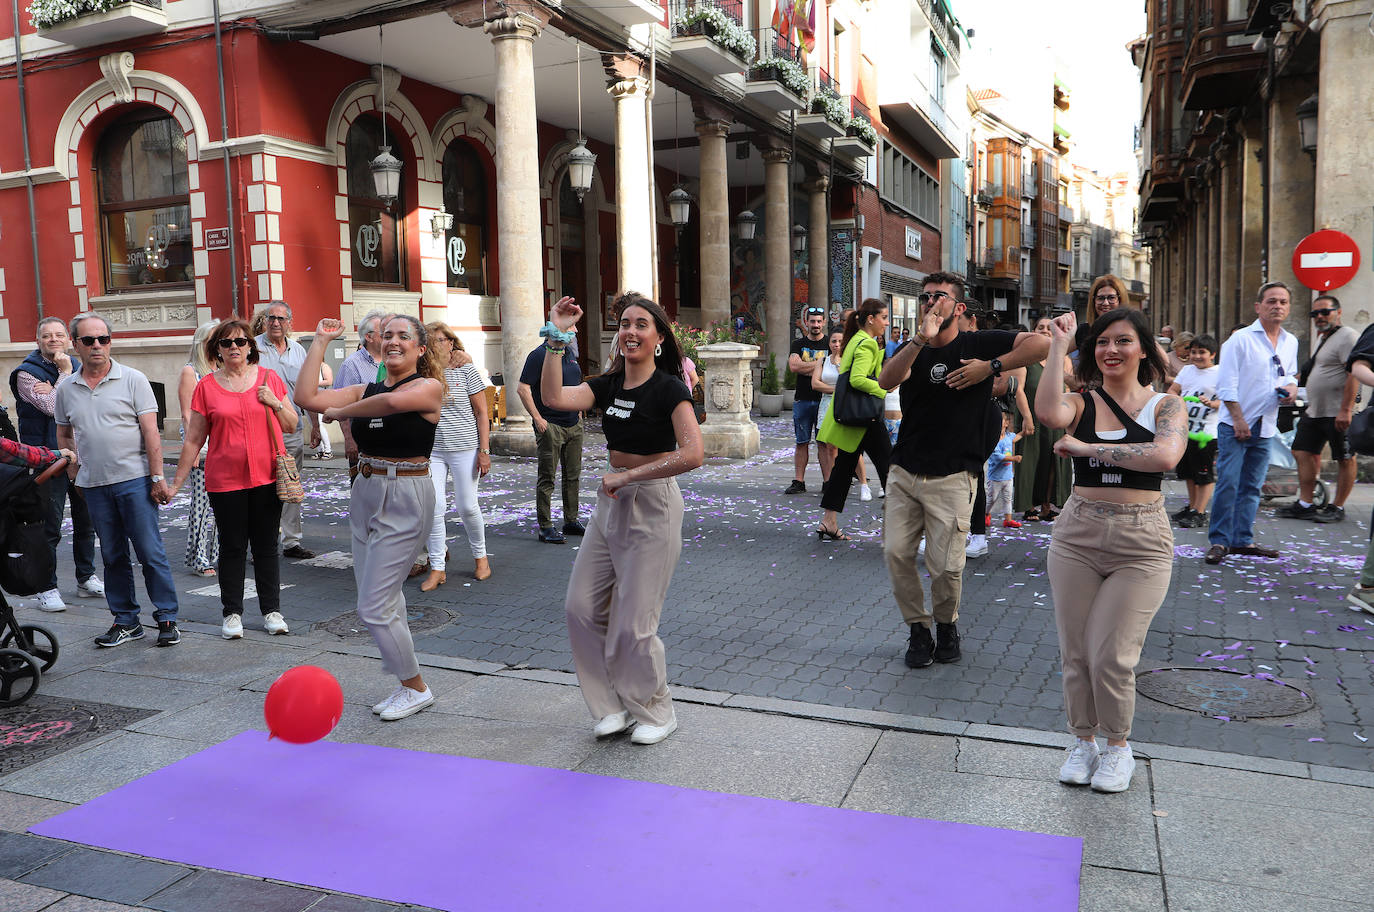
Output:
(1292, 229), (1361, 291)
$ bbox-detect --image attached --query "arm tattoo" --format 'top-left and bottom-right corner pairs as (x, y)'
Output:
(1094, 396), (1185, 466)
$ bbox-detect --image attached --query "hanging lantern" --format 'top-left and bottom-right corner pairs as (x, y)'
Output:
(568, 138), (596, 202)
(370, 145), (402, 208)
(792, 223), (808, 255)
(737, 208), (758, 241)
(1296, 91), (1318, 156)
(669, 186), (692, 227)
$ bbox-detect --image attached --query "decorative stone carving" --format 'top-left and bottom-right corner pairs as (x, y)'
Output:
(698, 341), (760, 458)
(99, 52), (135, 103)
(371, 65), (402, 114)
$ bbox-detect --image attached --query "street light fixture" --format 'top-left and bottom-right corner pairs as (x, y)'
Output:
(737, 208), (758, 240)
(567, 138), (596, 202)
(668, 186), (692, 228)
(1296, 91), (1318, 158)
(370, 26), (401, 208)
(792, 223), (807, 256)
(430, 206), (454, 240)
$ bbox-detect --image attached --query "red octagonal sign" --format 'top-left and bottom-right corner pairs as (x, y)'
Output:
(1292, 229), (1361, 291)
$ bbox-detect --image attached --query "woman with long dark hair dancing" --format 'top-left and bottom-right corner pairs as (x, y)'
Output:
(540, 292), (702, 745)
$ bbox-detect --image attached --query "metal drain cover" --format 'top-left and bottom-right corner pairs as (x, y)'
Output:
(0, 697), (156, 774)
(1136, 667), (1314, 720)
(315, 605), (456, 638)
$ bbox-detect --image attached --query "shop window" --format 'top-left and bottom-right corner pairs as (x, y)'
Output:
(442, 141), (488, 294)
(97, 111), (192, 291)
(346, 115), (405, 287)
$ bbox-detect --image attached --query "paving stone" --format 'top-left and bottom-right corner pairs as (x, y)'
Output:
(41, 897), (147, 911)
(240, 652), (475, 707)
(1151, 760), (1374, 816)
(1077, 866), (1164, 912)
(20, 846), (190, 906)
(1163, 876), (1371, 912)
(421, 674), (587, 727)
(0, 732), (209, 805)
(145, 870), (323, 912)
(304, 895), (400, 912)
(1309, 765), (1374, 788)
(0, 831), (74, 877)
(96, 640), (317, 688)
(662, 703), (880, 761)
(36, 670), (231, 713)
(0, 874), (66, 911)
(0, 791), (74, 833)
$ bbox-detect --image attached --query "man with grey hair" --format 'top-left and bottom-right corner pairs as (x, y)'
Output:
(55, 313), (180, 647)
(9, 316), (102, 611)
(255, 300), (316, 560)
(333, 309), (388, 471)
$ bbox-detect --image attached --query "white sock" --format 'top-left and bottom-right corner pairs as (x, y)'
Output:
(1298, 500), (1312, 508)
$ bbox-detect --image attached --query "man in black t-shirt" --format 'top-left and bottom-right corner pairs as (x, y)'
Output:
(877, 271), (1049, 669)
(518, 344), (584, 544)
(784, 306), (831, 494)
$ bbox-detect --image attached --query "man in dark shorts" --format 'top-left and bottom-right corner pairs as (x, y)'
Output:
(784, 306), (830, 494)
(1277, 294), (1357, 523)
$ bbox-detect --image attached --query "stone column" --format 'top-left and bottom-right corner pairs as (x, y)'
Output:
(1268, 76), (1317, 345)
(604, 54), (654, 298)
(1193, 189), (1207, 335)
(1239, 122), (1266, 315)
(693, 102), (732, 328)
(762, 144), (792, 370)
(1217, 139), (1238, 333)
(805, 175), (830, 311)
(449, 0), (551, 454)
(1208, 164), (1222, 337)
(1314, 2), (1374, 327)
(698, 341), (760, 458)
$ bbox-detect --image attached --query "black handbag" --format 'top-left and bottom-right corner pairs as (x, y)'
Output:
(832, 369), (883, 425)
(0, 464), (53, 597)
(1348, 408), (1374, 456)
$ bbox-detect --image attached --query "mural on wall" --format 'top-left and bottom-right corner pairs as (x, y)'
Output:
(730, 239), (765, 332)
(830, 228), (854, 312)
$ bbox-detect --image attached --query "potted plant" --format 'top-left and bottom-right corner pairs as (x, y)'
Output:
(758, 353), (783, 417)
(672, 6), (756, 72)
(747, 56), (810, 102)
(782, 366), (797, 409)
(846, 114), (878, 147)
(810, 86), (849, 128)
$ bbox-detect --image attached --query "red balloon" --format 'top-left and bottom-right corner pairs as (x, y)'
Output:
(264, 665), (344, 744)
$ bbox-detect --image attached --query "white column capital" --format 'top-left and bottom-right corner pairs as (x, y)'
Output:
(447, 0), (552, 41)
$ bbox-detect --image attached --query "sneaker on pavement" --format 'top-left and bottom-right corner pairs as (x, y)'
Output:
(372, 685), (408, 715)
(221, 613), (244, 639)
(1171, 505), (1196, 523)
(965, 534), (988, 558)
(859, 484), (873, 502)
(630, 713), (678, 745)
(1002, 518), (1022, 529)
(36, 589), (67, 612)
(1179, 510), (1209, 528)
(563, 519), (587, 536)
(379, 686), (434, 721)
(593, 711), (635, 738)
(934, 622), (962, 663)
(76, 576), (105, 598)
(783, 479), (806, 495)
(94, 622), (143, 647)
(1314, 505), (1346, 524)
(263, 612), (290, 635)
(877, 484), (885, 498)
(917, 537), (926, 557)
(156, 621), (181, 647)
(1346, 586), (1374, 614)
(904, 623), (934, 668)
(538, 525), (566, 544)
(1090, 744), (1136, 792)
(1275, 501), (1317, 520)
(1058, 739), (1100, 785)
(282, 544), (316, 560)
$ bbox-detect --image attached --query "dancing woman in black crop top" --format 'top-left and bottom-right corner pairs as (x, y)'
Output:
(1034, 308), (1187, 794)
(295, 316), (445, 722)
(541, 292), (703, 746)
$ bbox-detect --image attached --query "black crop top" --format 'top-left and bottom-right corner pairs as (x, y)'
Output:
(350, 374), (438, 458)
(1070, 389), (1165, 492)
(586, 369), (693, 455)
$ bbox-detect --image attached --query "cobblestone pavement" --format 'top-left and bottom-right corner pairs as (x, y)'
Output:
(44, 416), (1374, 770)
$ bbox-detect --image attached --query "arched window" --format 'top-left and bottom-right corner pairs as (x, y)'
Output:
(97, 111), (192, 291)
(441, 141), (487, 294)
(346, 115), (405, 286)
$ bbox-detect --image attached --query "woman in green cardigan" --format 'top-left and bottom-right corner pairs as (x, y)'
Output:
(815, 298), (892, 540)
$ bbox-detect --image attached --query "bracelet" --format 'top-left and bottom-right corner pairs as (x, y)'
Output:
(539, 321), (576, 344)
(914, 332), (929, 346)
(544, 343), (566, 355)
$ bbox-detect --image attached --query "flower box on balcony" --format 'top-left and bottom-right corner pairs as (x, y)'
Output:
(797, 88), (849, 139)
(32, 0), (166, 47)
(831, 133), (876, 158)
(671, 8), (755, 77)
(742, 57), (807, 113)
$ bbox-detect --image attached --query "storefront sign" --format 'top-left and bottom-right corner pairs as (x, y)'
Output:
(904, 226), (921, 260)
(356, 223), (381, 268)
(205, 228), (229, 250)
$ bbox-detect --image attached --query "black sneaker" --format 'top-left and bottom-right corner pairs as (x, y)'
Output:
(538, 525), (566, 544)
(94, 622), (144, 648)
(784, 480), (806, 495)
(563, 519), (586, 536)
(904, 624), (934, 668)
(156, 621), (181, 647)
(1171, 506), (1196, 523)
(1179, 511), (1209, 528)
(1275, 502), (1317, 520)
(934, 622), (962, 663)
(1313, 505), (1346, 524)
(282, 545), (316, 560)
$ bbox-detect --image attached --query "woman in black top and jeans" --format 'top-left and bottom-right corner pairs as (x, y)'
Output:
(296, 315), (444, 722)
(540, 292), (703, 746)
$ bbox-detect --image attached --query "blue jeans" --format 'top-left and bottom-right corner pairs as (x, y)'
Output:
(82, 477), (179, 626)
(1207, 424), (1272, 548)
(793, 399), (820, 444)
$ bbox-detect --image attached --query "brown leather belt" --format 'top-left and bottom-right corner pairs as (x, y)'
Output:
(351, 455), (430, 481)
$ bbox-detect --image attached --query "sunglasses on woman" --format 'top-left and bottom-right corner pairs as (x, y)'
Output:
(217, 337), (251, 349)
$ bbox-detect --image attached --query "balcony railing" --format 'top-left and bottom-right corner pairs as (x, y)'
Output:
(668, 0), (744, 34)
(1056, 292), (1075, 311)
(1021, 225), (1036, 248)
(909, 65), (965, 148)
(851, 97), (871, 124)
(1130, 279), (1146, 294)
(914, 0), (961, 64)
(755, 24), (803, 63)
(812, 67), (840, 97)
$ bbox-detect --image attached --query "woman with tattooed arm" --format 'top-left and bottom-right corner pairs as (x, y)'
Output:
(1035, 308), (1187, 793)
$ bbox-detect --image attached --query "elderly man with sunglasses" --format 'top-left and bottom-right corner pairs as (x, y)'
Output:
(55, 313), (181, 648)
(255, 300), (318, 559)
(1204, 281), (1300, 565)
(783, 305), (832, 495)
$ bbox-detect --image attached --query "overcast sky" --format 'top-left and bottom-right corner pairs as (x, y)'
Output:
(958, 0), (1147, 178)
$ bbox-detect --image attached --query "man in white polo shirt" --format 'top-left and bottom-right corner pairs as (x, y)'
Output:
(55, 313), (181, 647)
(1205, 282), (1299, 565)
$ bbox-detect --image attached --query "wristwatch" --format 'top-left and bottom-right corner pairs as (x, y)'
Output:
(150, 475), (164, 483)
(989, 358), (1004, 376)
(479, 448), (490, 455)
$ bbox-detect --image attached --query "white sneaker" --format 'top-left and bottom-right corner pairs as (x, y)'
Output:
(859, 484), (873, 502)
(593, 711), (635, 738)
(221, 614), (244, 639)
(36, 589), (66, 612)
(877, 484), (885, 498)
(372, 685), (407, 715)
(1090, 744), (1136, 793)
(379, 686), (435, 721)
(917, 537), (926, 557)
(966, 534), (989, 558)
(262, 612), (290, 635)
(76, 576), (105, 598)
(630, 713), (678, 745)
(1057, 739), (1100, 785)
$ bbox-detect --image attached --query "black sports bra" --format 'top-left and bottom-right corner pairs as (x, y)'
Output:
(1070, 390), (1165, 492)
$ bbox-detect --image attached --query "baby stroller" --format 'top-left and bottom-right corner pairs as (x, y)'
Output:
(0, 454), (68, 706)
(1261, 404), (1330, 506)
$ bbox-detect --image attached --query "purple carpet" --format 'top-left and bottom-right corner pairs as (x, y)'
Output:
(32, 731), (1080, 910)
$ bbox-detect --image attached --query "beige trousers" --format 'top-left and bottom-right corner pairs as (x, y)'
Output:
(565, 477), (683, 727)
(1047, 493), (1173, 741)
(883, 466), (976, 627)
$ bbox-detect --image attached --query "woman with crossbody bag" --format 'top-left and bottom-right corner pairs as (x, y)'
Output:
(168, 320), (297, 640)
(814, 298), (891, 541)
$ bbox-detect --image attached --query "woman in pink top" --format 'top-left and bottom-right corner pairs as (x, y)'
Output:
(168, 319), (298, 640)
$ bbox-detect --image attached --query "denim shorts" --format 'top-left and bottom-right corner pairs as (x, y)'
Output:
(793, 398), (820, 444)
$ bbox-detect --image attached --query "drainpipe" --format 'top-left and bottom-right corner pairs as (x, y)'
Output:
(213, 0), (241, 317)
(646, 42), (659, 304)
(12, 0), (44, 319)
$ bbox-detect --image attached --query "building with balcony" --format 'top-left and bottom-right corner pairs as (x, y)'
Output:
(1069, 164), (1150, 317)
(1134, 0), (1374, 348)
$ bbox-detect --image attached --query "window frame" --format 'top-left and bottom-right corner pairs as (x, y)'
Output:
(345, 114), (408, 289)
